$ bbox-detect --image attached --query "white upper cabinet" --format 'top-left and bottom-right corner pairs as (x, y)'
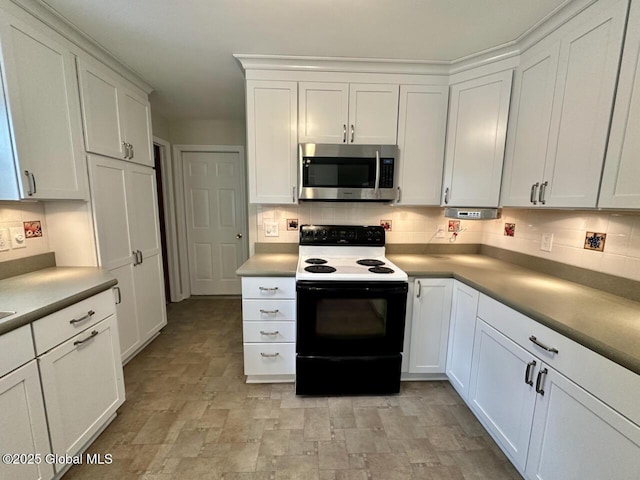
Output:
(442, 70), (513, 207)
(0, 15), (86, 200)
(298, 82), (399, 145)
(502, 0), (627, 208)
(246, 80), (298, 204)
(599, 0), (640, 208)
(77, 57), (153, 167)
(395, 84), (449, 205)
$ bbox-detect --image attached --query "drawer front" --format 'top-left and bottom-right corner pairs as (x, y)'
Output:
(243, 343), (296, 375)
(0, 325), (35, 377)
(242, 299), (296, 321)
(241, 277), (296, 299)
(33, 289), (115, 355)
(243, 322), (296, 343)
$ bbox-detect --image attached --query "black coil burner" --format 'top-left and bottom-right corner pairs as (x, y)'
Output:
(368, 266), (394, 274)
(305, 258), (328, 264)
(356, 259), (385, 267)
(305, 265), (336, 273)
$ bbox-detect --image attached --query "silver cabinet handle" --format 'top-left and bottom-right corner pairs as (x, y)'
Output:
(525, 360), (536, 386)
(529, 335), (558, 354)
(350, 124), (354, 143)
(259, 309), (279, 315)
(535, 367), (548, 395)
(132, 250), (139, 266)
(73, 329), (99, 346)
(444, 187), (450, 204)
(343, 124), (347, 143)
(123, 142), (129, 159)
(69, 310), (95, 325)
(114, 286), (122, 305)
(416, 280), (422, 298)
(292, 185), (296, 203)
(530, 182), (539, 205)
(260, 352), (280, 358)
(138, 250), (143, 264)
(130, 143), (134, 159)
(374, 150), (381, 194)
(539, 181), (548, 205)
(24, 171), (36, 196)
(396, 186), (401, 203)
(260, 330), (280, 336)
(259, 287), (279, 292)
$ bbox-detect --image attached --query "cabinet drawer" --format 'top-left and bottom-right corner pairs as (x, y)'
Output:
(241, 277), (296, 299)
(243, 322), (296, 343)
(242, 299), (296, 321)
(0, 325), (34, 377)
(32, 289), (115, 355)
(243, 343), (296, 375)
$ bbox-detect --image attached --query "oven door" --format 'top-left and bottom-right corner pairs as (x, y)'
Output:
(296, 280), (408, 356)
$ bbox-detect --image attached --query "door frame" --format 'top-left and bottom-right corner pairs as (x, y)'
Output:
(173, 144), (248, 298)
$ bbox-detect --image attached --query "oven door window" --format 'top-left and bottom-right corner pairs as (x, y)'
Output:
(315, 298), (387, 338)
(303, 157), (376, 188)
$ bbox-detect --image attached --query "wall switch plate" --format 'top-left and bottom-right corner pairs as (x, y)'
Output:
(0, 228), (9, 251)
(10, 226), (26, 249)
(540, 233), (553, 252)
(264, 221), (279, 237)
(436, 224), (446, 238)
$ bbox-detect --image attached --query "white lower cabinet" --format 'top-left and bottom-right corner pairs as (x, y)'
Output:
(39, 315), (125, 471)
(407, 278), (452, 375)
(0, 361), (54, 480)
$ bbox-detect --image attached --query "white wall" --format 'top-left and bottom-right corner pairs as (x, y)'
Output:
(0, 203), (50, 262)
(169, 119), (245, 145)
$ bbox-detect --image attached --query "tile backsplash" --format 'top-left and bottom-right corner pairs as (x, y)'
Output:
(252, 204), (640, 282)
(0, 203), (50, 262)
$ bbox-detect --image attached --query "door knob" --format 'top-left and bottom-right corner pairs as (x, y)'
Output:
(236, 233), (243, 239)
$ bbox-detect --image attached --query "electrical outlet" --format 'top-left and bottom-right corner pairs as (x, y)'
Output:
(264, 221), (279, 237)
(436, 224), (446, 238)
(10, 226), (26, 249)
(0, 228), (9, 251)
(540, 233), (553, 252)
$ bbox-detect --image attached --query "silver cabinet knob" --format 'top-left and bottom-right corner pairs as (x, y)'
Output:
(236, 233), (243, 239)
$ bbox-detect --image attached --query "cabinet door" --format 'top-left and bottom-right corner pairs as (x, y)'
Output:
(246, 80), (298, 203)
(468, 319), (537, 471)
(599, 0), (640, 208)
(396, 85), (448, 205)
(348, 83), (399, 145)
(542, 0), (627, 207)
(120, 89), (153, 167)
(298, 82), (349, 144)
(0, 17), (86, 200)
(526, 366), (640, 480)
(442, 70), (512, 207)
(39, 316), (125, 466)
(501, 42), (559, 207)
(77, 58), (126, 160)
(109, 263), (141, 361)
(0, 361), (54, 480)
(408, 279), (452, 374)
(445, 281), (479, 400)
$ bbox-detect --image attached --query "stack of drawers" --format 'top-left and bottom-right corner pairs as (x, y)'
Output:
(241, 277), (296, 382)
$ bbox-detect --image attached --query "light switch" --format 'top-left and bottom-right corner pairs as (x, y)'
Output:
(436, 224), (446, 239)
(540, 233), (553, 252)
(10, 226), (26, 249)
(264, 222), (279, 237)
(0, 228), (9, 251)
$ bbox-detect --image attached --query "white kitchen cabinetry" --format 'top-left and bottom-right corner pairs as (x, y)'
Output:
(246, 80), (298, 204)
(298, 82), (399, 145)
(0, 13), (86, 200)
(442, 70), (512, 207)
(241, 277), (296, 382)
(395, 85), (449, 205)
(502, 0), (627, 208)
(599, 0), (640, 208)
(407, 278), (452, 375)
(0, 326), (53, 480)
(77, 57), (153, 167)
(445, 280), (479, 400)
(88, 155), (167, 362)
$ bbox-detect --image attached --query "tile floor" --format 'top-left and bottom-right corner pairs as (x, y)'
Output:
(63, 298), (522, 480)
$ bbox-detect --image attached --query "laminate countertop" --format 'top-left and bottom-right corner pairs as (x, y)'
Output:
(236, 252), (640, 375)
(0, 267), (117, 336)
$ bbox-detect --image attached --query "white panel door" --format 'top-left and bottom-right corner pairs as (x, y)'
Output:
(298, 82), (349, 143)
(599, 0), (640, 208)
(0, 17), (86, 199)
(396, 84), (449, 205)
(442, 70), (512, 207)
(182, 148), (248, 295)
(408, 279), (452, 374)
(120, 90), (153, 167)
(348, 83), (399, 144)
(526, 365), (640, 480)
(542, 0), (627, 207)
(0, 361), (54, 480)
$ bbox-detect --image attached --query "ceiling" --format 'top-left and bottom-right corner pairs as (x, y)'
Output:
(40, 0), (569, 122)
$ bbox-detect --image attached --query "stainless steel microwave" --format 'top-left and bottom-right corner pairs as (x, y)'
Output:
(298, 143), (398, 201)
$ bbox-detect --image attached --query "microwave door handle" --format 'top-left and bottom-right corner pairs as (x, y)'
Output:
(374, 150), (381, 194)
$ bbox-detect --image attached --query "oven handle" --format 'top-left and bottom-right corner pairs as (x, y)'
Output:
(299, 286), (408, 295)
(374, 150), (381, 194)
